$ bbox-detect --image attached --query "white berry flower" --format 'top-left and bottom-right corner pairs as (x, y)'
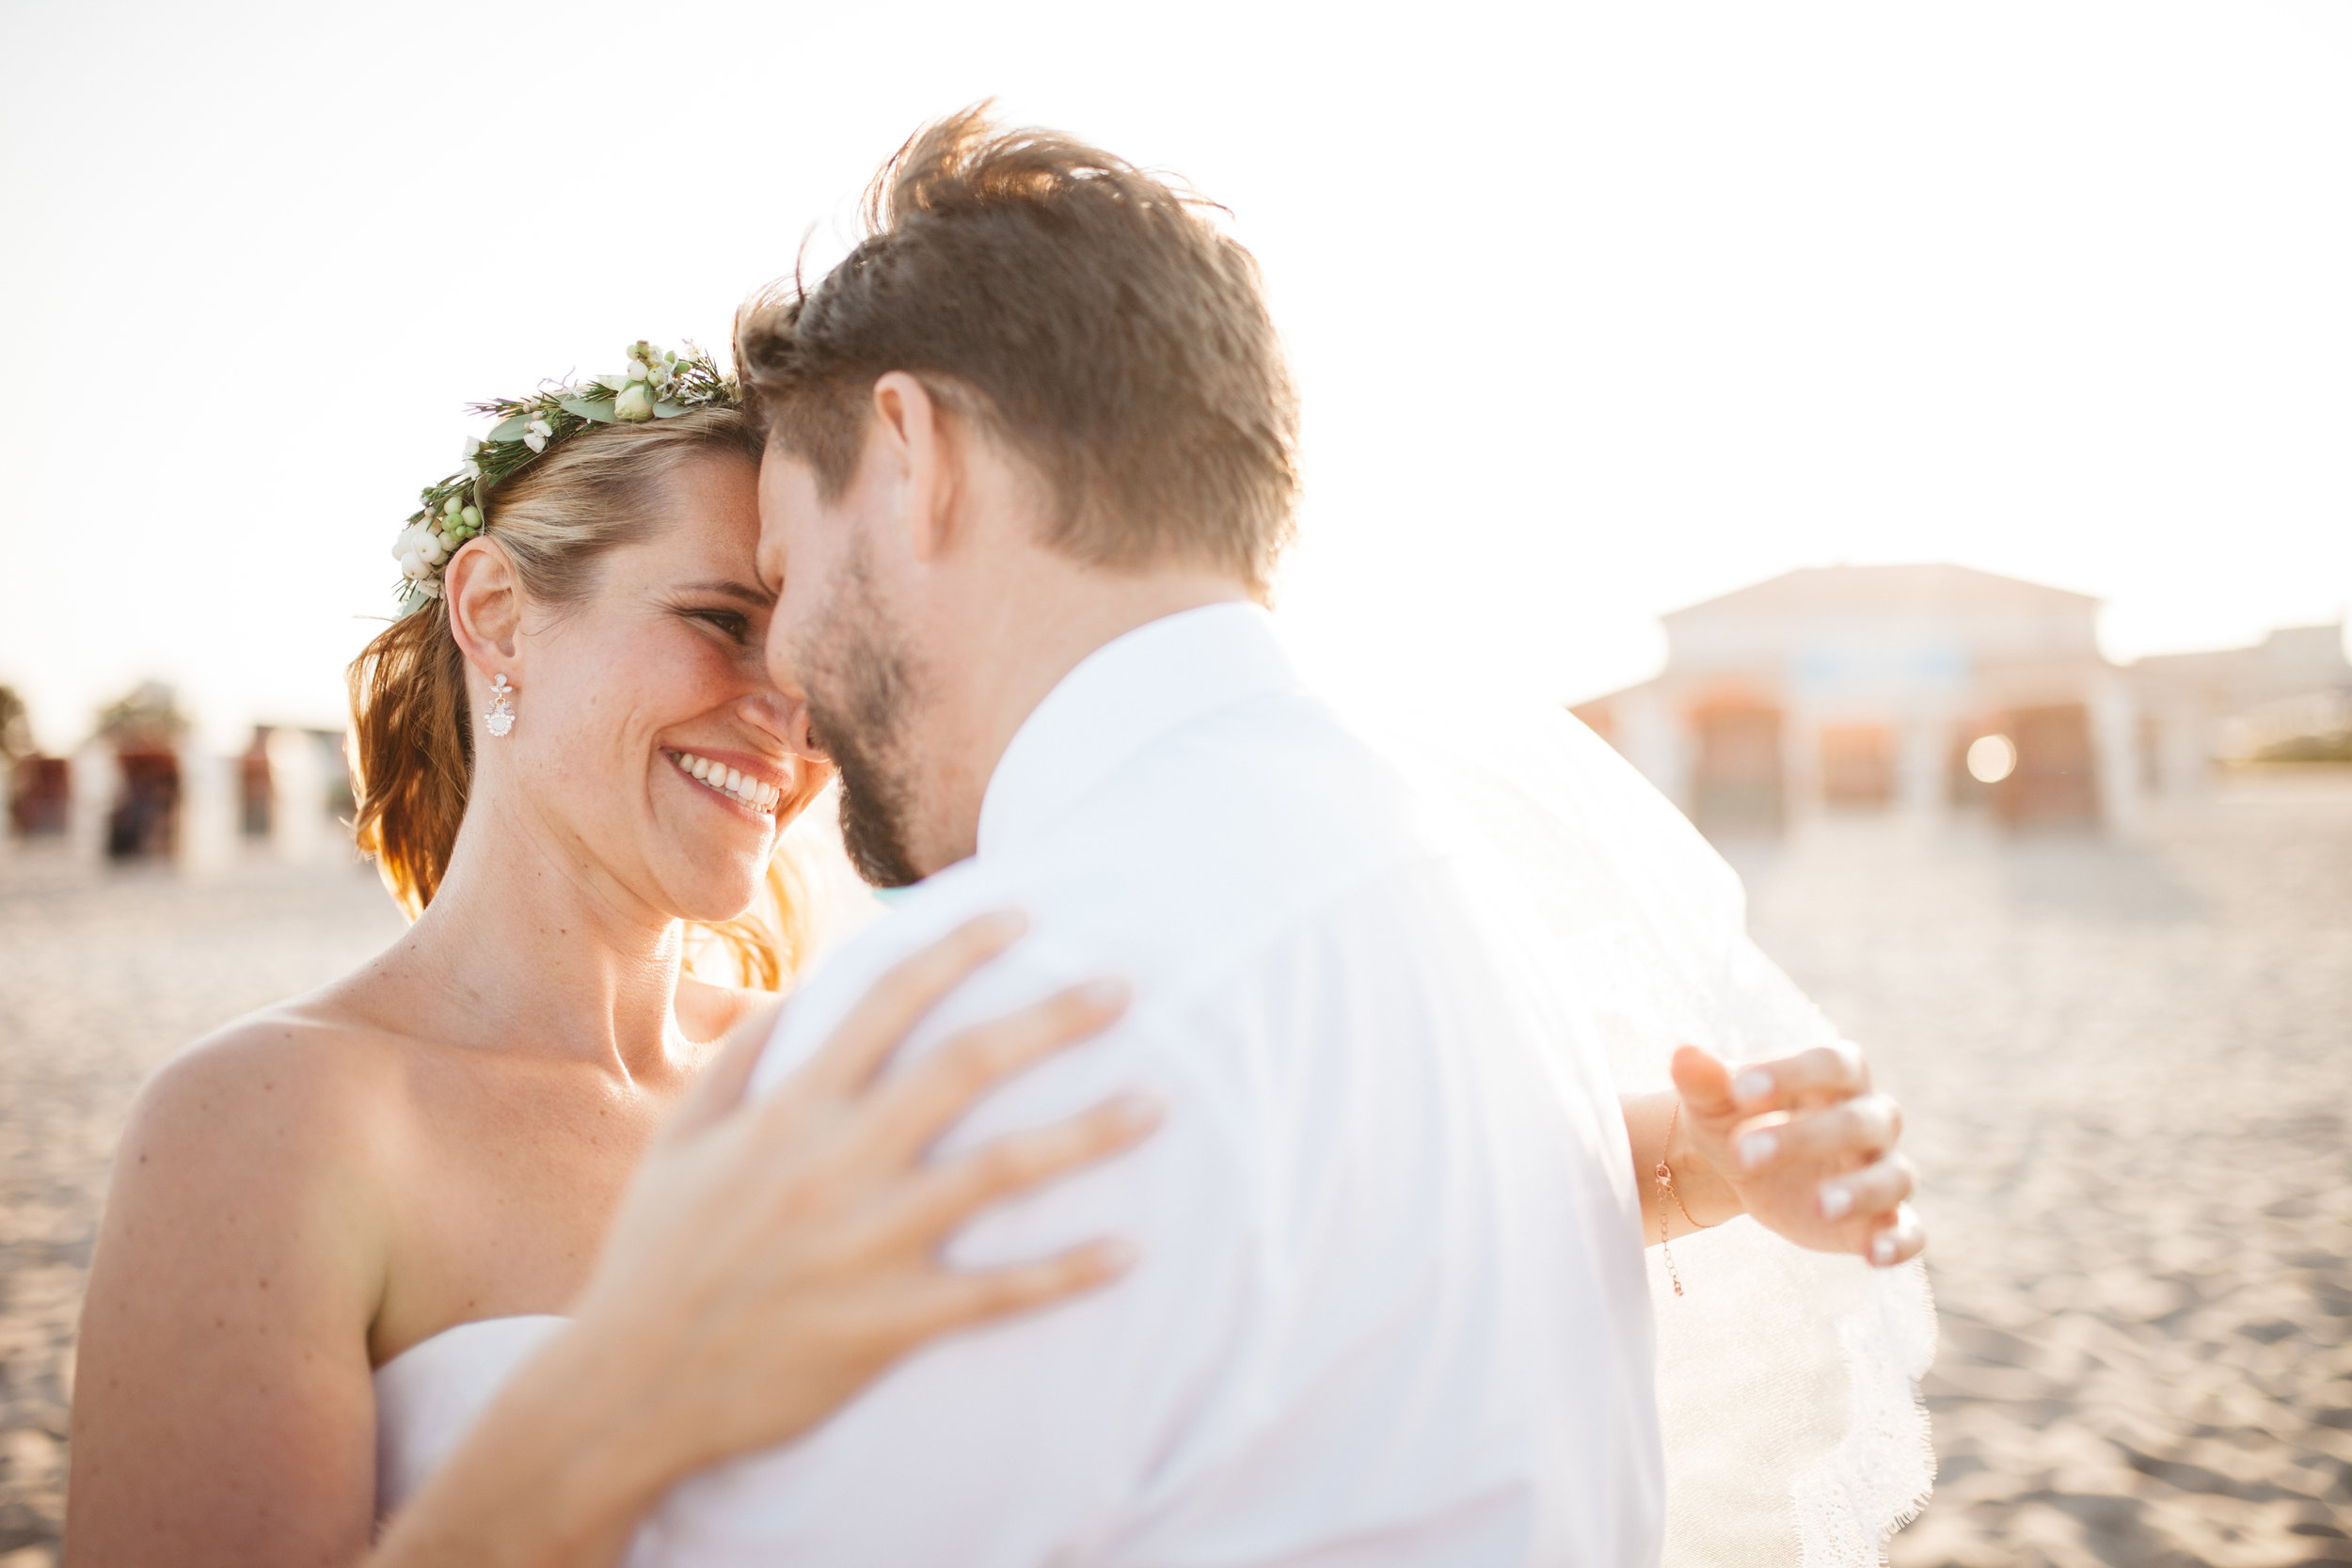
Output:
(393, 343), (731, 614)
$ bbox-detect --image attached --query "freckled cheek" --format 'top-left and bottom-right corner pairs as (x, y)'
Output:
(595, 641), (734, 764)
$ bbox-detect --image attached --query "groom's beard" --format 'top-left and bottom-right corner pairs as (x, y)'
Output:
(799, 554), (926, 890)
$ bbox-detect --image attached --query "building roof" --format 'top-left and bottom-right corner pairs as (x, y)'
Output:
(2131, 622), (2352, 706)
(1661, 563), (2100, 627)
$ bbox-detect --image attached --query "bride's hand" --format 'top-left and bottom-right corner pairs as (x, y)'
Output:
(1669, 1042), (1923, 1267)
(373, 909), (1160, 1567)
(576, 909), (1157, 1483)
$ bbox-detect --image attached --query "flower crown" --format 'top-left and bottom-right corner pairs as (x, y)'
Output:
(391, 341), (739, 614)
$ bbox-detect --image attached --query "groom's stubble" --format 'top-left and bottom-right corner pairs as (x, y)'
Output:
(795, 534), (928, 889)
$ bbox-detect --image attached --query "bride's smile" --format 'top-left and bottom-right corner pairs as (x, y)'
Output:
(663, 747), (791, 814)
(438, 440), (834, 929)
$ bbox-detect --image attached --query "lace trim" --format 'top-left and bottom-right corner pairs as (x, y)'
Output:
(1790, 1262), (1939, 1565)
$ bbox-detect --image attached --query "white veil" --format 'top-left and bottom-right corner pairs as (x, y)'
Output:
(1296, 645), (1938, 1566)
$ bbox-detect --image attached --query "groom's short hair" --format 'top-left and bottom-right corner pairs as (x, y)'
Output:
(735, 106), (1300, 595)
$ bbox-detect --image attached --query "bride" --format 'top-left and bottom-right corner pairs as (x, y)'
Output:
(66, 366), (1161, 1566)
(67, 330), (1929, 1563)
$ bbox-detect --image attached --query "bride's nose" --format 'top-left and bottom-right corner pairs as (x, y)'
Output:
(739, 689), (824, 762)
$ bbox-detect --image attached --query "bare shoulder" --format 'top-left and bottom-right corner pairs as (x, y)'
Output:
(103, 1002), (416, 1310)
(72, 1007), (405, 1563)
(124, 1003), (405, 1181)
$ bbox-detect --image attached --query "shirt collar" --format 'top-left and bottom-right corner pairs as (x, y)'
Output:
(977, 601), (1303, 861)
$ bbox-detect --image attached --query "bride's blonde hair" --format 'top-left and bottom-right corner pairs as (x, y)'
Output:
(346, 406), (812, 988)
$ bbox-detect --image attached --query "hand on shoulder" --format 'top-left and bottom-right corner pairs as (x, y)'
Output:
(369, 912), (1159, 1567)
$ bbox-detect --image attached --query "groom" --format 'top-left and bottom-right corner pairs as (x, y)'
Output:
(656, 112), (1918, 1564)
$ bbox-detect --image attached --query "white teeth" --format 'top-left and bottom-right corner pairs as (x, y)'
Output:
(671, 752), (779, 815)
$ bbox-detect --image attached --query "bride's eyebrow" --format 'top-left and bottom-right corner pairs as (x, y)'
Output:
(672, 579), (774, 609)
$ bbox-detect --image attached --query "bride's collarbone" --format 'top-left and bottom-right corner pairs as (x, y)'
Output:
(363, 1054), (669, 1369)
(149, 1006), (673, 1370)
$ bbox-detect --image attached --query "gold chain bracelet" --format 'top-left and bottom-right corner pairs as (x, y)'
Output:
(1654, 1101), (1699, 1297)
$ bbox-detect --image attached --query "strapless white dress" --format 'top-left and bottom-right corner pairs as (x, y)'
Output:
(373, 1315), (567, 1519)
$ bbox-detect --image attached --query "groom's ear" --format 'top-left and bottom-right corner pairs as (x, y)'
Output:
(869, 371), (959, 565)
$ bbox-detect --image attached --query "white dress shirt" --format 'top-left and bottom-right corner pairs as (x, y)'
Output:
(639, 602), (1662, 1567)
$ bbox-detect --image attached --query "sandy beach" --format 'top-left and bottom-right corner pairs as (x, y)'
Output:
(2, 771), (2347, 1563)
(1740, 769), (2352, 1565)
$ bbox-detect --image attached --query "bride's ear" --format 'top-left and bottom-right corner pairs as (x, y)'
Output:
(446, 541), (523, 669)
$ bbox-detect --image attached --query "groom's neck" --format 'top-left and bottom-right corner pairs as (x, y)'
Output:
(907, 553), (1250, 877)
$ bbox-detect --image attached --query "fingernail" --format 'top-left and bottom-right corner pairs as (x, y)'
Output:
(1819, 1180), (1852, 1220)
(1733, 1069), (1773, 1104)
(1738, 1130), (1778, 1169)
(1872, 1233), (1898, 1266)
(1079, 977), (1131, 1009)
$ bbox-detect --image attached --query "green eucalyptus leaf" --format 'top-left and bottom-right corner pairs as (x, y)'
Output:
(560, 396), (619, 424)
(487, 414), (532, 442)
(651, 402), (686, 419)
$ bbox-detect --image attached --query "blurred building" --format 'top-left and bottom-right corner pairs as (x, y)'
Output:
(4, 682), (354, 870)
(1572, 563), (2352, 836)
(2135, 623), (2352, 768)
(238, 725), (358, 863)
(87, 682), (192, 862)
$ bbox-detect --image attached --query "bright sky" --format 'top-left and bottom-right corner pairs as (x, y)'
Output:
(4, 1), (2347, 751)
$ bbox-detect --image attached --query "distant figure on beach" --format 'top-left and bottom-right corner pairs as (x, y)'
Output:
(67, 110), (1928, 1567)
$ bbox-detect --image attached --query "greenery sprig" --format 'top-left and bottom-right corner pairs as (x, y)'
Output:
(392, 341), (738, 614)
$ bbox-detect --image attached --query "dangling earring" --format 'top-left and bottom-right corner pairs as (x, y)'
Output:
(485, 673), (516, 737)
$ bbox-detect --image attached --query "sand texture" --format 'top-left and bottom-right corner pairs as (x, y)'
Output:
(1739, 771), (2352, 1566)
(2, 771), (2348, 1564)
